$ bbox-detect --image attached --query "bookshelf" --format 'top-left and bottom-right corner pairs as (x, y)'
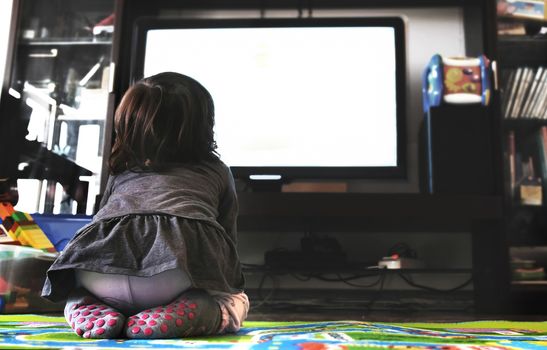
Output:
(498, 22), (547, 311)
(500, 34), (547, 211)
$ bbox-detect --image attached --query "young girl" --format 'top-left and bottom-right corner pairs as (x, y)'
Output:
(41, 72), (249, 339)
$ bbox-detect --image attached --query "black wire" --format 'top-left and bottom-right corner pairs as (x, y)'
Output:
(288, 270), (381, 284)
(245, 263), (473, 295)
(291, 273), (312, 281)
(365, 268), (387, 311)
(397, 271), (473, 292)
(253, 272), (277, 309)
(309, 272), (378, 283)
(336, 272), (385, 288)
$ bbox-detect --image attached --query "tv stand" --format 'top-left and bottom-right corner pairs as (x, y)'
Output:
(236, 192), (509, 313)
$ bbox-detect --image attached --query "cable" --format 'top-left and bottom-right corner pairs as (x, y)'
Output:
(290, 273), (312, 281)
(365, 267), (387, 311)
(397, 271), (473, 293)
(336, 272), (385, 288)
(250, 272), (278, 310)
(243, 262), (473, 296)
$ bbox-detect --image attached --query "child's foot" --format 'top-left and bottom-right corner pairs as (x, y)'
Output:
(65, 290), (125, 339)
(125, 289), (221, 339)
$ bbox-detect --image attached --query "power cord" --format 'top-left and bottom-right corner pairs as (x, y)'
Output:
(243, 263), (473, 294)
(397, 271), (473, 292)
(251, 272), (279, 310)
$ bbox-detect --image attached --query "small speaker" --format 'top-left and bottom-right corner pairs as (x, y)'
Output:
(419, 105), (495, 194)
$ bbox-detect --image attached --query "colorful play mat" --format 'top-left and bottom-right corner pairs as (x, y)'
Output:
(1, 314), (547, 349)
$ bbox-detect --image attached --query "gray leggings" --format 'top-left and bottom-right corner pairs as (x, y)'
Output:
(75, 268), (249, 333)
(76, 268), (192, 315)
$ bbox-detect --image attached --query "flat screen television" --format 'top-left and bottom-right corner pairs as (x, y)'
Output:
(130, 17), (407, 187)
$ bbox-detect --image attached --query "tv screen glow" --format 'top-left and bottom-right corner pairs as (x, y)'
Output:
(135, 18), (406, 179)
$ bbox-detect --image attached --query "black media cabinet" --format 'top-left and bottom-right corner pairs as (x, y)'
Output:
(237, 192), (508, 313)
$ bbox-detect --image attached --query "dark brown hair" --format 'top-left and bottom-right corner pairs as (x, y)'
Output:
(109, 72), (218, 174)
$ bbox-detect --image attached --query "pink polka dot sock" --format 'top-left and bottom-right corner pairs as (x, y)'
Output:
(65, 294), (126, 339)
(125, 289), (221, 339)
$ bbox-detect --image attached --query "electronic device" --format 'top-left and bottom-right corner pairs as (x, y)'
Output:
(378, 254), (425, 269)
(130, 17), (407, 189)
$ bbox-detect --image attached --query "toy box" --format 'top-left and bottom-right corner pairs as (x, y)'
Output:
(32, 214), (92, 251)
(0, 245), (63, 313)
(0, 213), (90, 313)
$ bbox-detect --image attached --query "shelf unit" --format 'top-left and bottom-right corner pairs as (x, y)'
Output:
(498, 25), (547, 311)
(1, 0), (115, 215)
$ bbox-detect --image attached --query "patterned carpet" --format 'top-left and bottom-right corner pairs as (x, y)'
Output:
(1, 314), (547, 349)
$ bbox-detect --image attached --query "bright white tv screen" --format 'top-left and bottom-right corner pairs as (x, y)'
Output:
(143, 23), (400, 170)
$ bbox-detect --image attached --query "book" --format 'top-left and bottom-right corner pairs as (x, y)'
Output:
(503, 66), (547, 119)
(537, 77), (547, 118)
(511, 67), (533, 118)
(521, 67), (544, 117)
(497, 21), (527, 35)
(508, 130), (517, 195)
(533, 68), (547, 117)
(515, 152), (524, 189)
(530, 68), (547, 118)
(501, 69), (517, 118)
(536, 126), (547, 199)
(542, 99), (547, 119)
(504, 67), (523, 119)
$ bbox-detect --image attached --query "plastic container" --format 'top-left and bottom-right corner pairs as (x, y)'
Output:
(32, 214), (92, 251)
(0, 245), (63, 313)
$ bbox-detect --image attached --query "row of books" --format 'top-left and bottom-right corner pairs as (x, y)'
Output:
(501, 66), (547, 120)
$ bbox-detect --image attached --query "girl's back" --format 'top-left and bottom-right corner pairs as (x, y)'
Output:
(97, 160), (235, 232)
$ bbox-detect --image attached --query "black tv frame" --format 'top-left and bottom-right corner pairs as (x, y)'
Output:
(129, 16), (407, 184)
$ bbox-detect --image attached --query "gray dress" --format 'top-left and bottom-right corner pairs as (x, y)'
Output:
(41, 159), (245, 302)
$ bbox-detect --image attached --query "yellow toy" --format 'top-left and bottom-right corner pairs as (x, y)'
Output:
(0, 202), (56, 252)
